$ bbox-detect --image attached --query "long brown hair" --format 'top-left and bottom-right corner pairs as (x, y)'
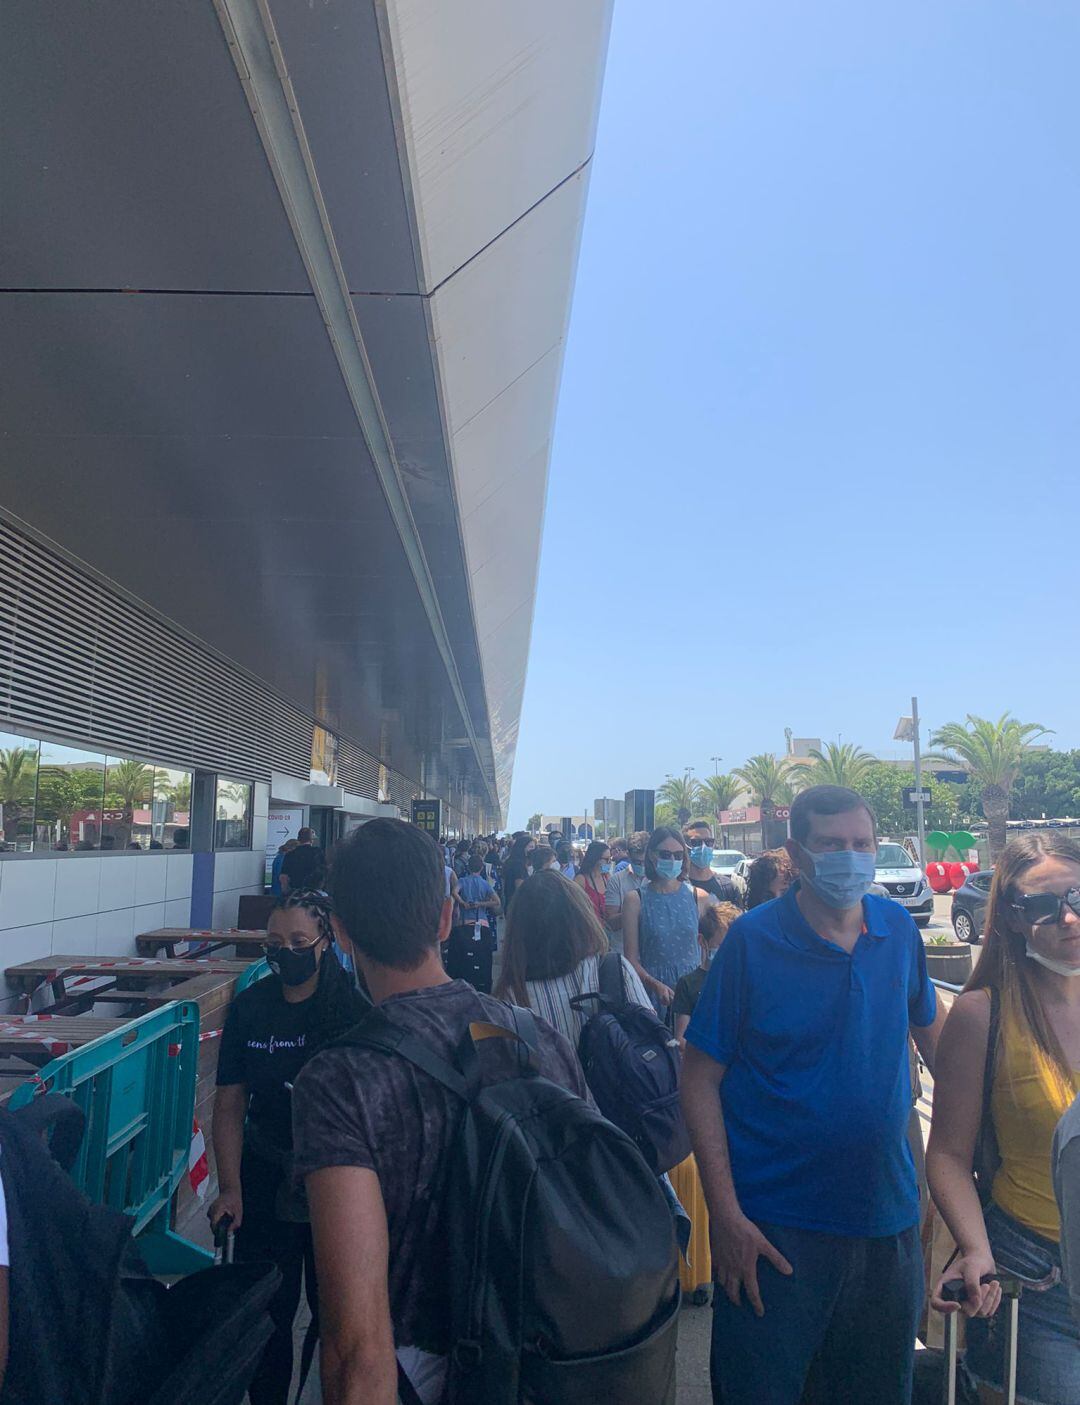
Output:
(967, 832), (1080, 1100)
(494, 870), (608, 1005)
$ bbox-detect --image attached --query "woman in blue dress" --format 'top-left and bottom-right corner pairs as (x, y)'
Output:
(623, 826), (715, 1021)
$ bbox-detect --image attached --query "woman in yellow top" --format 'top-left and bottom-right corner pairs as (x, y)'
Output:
(928, 834), (1080, 1405)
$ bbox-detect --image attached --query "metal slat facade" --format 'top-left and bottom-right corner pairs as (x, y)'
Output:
(0, 519), (313, 782)
(0, 519), (481, 827)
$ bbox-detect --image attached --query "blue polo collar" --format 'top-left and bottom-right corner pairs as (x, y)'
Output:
(778, 882), (889, 955)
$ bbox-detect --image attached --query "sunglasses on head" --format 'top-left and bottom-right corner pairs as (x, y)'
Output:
(1011, 887), (1080, 928)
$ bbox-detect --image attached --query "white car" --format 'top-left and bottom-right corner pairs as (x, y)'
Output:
(874, 842), (934, 928)
(711, 850), (749, 899)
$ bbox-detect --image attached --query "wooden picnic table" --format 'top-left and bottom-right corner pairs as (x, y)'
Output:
(5, 955), (252, 1003)
(0, 1016), (127, 1063)
(135, 928), (268, 959)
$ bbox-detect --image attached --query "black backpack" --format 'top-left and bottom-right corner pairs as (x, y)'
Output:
(571, 953), (691, 1175)
(346, 1003), (680, 1405)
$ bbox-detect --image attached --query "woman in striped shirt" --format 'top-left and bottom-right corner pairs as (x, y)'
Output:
(494, 869), (651, 1046)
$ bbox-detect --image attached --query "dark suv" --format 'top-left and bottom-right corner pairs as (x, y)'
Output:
(951, 870), (993, 943)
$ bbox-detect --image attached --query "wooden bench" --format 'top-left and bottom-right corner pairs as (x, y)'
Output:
(135, 928), (268, 959)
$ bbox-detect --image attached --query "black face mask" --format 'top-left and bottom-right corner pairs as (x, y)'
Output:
(265, 942), (320, 987)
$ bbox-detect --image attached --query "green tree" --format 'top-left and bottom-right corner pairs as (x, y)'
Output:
(106, 759), (153, 815)
(858, 763), (965, 836)
(657, 774), (703, 827)
(155, 770), (192, 814)
(928, 713), (1052, 859)
(1007, 750), (1080, 821)
(0, 746), (38, 847)
(699, 772), (743, 823)
(732, 754), (794, 849)
(36, 766), (105, 845)
(526, 813), (542, 833)
(653, 802), (678, 830)
(794, 742), (877, 792)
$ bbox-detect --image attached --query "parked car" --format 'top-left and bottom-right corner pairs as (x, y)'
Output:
(711, 850), (749, 900)
(874, 842), (935, 927)
(710, 849), (748, 877)
(951, 870), (993, 943)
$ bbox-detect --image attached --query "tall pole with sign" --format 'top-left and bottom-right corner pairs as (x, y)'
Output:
(912, 696), (925, 867)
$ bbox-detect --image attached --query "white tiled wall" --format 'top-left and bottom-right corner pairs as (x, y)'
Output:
(0, 850), (196, 973)
(211, 849), (266, 930)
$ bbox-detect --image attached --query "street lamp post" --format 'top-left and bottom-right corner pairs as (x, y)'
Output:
(894, 700), (926, 866)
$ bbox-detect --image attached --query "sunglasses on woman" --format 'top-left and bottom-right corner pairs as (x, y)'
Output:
(1011, 887), (1080, 927)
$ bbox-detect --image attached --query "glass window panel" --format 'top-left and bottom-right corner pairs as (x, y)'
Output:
(102, 756), (155, 850)
(152, 767), (193, 850)
(0, 731), (41, 852)
(36, 743), (106, 851)
(214, 778), (253, 851)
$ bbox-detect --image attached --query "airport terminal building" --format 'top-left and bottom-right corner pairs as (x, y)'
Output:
(0, 2), (611, 959)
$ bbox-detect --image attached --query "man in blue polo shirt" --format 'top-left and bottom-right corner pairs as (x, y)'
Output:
(682, 784), (946, 1405)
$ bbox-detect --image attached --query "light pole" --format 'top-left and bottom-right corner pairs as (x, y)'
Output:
(894, 699), (926, 865)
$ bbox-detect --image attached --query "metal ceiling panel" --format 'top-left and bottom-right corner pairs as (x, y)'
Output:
(383, 0), (613, 290)
(0, 0), (308, 291)
(264, 0), (422, 296)
(429, 171), (591, 813)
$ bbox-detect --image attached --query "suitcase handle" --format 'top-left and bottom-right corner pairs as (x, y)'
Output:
(941, 1273), (998, 1303)
(213, 1214), (235, 1265)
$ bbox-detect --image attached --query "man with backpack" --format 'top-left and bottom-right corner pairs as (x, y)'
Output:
(292, 819), (680, 1405)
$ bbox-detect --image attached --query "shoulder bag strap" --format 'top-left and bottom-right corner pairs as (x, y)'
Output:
(396, 1360), (427, 1405)
(597, 950), (627, 1008)
(337, 1008), (469, 1100)
(982, 986), (1001, 1125)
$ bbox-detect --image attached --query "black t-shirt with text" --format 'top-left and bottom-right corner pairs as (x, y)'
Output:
(216, 977), (317, 1151)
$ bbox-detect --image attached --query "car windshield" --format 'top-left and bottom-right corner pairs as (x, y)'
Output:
(876, 843), (916, 870)
(711, 852), (745, 868)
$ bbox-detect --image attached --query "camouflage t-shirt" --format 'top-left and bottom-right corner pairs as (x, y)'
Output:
(292, 979), (586, 1353)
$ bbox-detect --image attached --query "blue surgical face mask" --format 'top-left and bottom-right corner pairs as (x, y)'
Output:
(630, 861), (645, 876)
(800, 845), (877, 910)
(690, 845), (714, 869)
(655, 857), (683, 881)
(600, 862), (613, 875)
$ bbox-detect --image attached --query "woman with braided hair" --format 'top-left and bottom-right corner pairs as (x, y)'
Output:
(209, 889), (369, 1405)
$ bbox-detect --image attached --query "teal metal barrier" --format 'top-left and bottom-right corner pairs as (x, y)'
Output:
(8, 1000), (211, 1274)
(236, 956), (270, 993)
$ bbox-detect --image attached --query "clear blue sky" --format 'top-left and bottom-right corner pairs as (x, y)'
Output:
(507, 1), (1080, 829)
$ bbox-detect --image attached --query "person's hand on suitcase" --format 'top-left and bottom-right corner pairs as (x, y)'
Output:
(208, 1186), (243, 1232)
(711, 1210), (793, 1317)
(931, 1248), (1001, 1319)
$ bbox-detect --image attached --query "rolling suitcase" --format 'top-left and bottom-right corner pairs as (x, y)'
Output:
(938, 1262), (1059, 1405)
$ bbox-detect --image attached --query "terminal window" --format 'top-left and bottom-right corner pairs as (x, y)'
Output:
(214, 777), (253, 851)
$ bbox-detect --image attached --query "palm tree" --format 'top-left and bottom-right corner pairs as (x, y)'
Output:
(0, 746), (38, 847)
(700, 772), (743, 823)
(928, 713), (1051, 859)
(794, 742), (877, 792)
(154, 770), (192, 816)
(732, 754), (794, 849)
(107, 759), (153, 815)
(657, 774), (702, 827)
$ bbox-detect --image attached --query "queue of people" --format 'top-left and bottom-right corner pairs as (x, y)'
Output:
(196, 790), (1080, 1405)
